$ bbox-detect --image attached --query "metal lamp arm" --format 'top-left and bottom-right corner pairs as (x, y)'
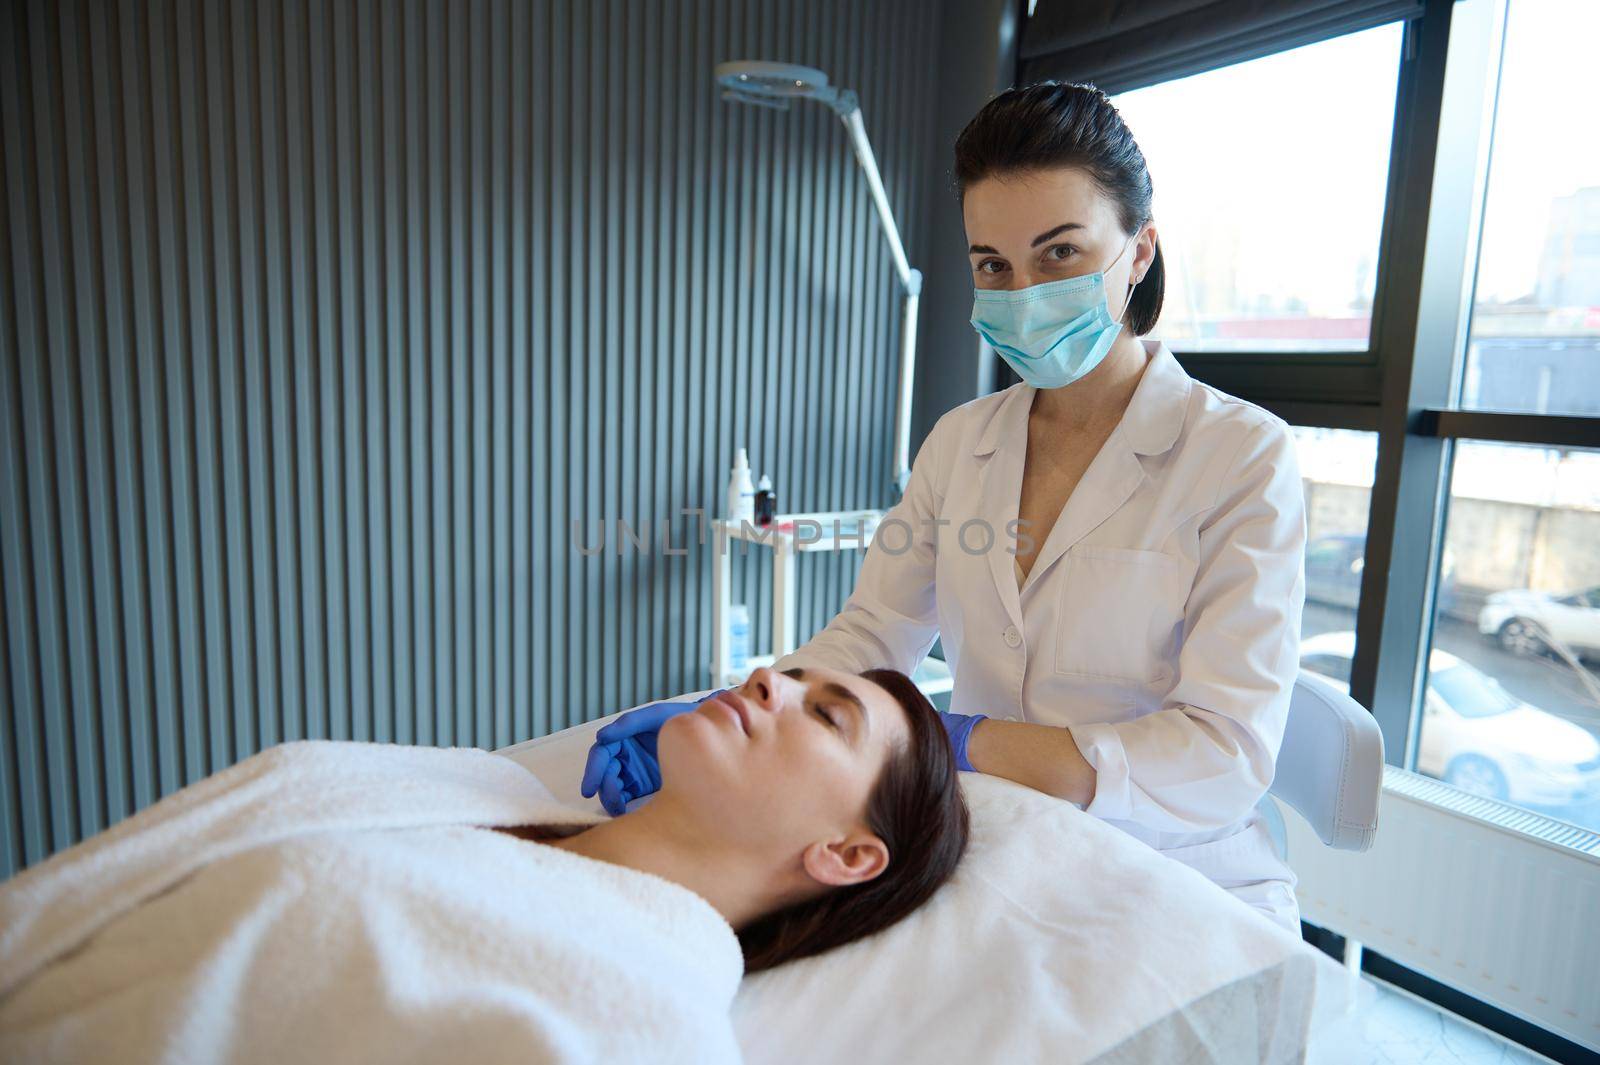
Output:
(714, 64), (922, 496)
(836, 105), (918, 296)
(830, 100), (921, 495)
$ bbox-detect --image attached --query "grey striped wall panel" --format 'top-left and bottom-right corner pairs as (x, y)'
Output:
(0, 0), (941, 878)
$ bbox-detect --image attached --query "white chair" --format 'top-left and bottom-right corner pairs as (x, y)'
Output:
(1260, 669), (1386, 858)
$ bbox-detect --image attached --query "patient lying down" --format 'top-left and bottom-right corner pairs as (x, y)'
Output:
(0, 666), (967, 1065)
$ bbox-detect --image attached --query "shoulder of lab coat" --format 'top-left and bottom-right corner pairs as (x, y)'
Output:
(1069, 384), (1308, 833)
(771, 389), (1020, 676)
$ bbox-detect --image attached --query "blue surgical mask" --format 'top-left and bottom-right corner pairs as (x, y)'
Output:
(969, 237), (1139, 390)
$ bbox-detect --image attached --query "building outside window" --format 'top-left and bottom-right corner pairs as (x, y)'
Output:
(1113, 24), (1402, 352)
(1459, 1), (1600, 417)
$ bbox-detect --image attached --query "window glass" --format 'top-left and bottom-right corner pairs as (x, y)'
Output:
(1462, 0), (1600, 416)
(1421, 441), (1600, 829)
(1302, 653), (1353, 686)
(1430, 664), (1520, 720)
(1112, 25), (1402, 353)
(1294, 428), (1377, 669)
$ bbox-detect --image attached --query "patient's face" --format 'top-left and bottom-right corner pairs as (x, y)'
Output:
(657, 665), (908, 856)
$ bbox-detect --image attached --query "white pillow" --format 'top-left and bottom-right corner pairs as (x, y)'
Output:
(735, 773), (1316, 1062)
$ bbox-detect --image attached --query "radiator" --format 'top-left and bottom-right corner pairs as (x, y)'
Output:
(1283, 766), (1600, 1051)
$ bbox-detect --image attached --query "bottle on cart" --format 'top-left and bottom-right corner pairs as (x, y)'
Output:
(727, 447), (756, 526)
(754, 474), (775, 527)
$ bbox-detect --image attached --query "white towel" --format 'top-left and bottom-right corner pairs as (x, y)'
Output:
(0, 741), (744, 1065)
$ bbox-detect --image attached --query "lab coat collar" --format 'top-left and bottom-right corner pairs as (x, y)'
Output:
(969, 342), (1194, 619)
(971, 385), (1032, 457)
(970, 341), (1192, 458)
(1120, 342), (1192, 456)
(974, 409), (1028, 630)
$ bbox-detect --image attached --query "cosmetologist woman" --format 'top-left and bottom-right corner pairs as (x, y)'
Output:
(778, 82), (1308, 930)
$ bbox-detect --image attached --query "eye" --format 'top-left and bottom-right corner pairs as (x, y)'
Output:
(976, 258), (1006, 275)
(810, 701), (840, 730)
(1046, 244), (1076, 261)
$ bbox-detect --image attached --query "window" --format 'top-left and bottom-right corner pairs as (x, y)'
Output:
(1302, 652), (1354, 686)
(1098, 0), (1600, 1045)
(1420, 441), (1600, 829)
(1428, 664), (1520, 720)
(1107, 0), (1600, 858)
(1294, 427), (1377, 644)
(1111, 24), (1403, 353)
(1460, 1), (1600, 417)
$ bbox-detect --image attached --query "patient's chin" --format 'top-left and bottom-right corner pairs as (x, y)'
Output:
(656, 712), (739, 784)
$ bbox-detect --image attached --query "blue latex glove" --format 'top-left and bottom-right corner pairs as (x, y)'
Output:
(940, 712), (987, 773)
(580, 692), (725, 816)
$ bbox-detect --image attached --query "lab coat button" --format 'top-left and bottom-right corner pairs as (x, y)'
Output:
(1003, 625), (1022, 648)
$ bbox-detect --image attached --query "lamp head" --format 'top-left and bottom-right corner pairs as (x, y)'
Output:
(714, 60), (856, 114)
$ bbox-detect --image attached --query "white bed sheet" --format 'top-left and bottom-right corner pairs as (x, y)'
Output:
(499, 712), (1323, 1064)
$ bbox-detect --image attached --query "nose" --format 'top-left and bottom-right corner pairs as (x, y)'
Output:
(741, 666), (794, 715)
(1008, 267), (1048, 291)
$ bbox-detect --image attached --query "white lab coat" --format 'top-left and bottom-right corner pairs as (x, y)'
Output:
(777, 341), (1306, 928)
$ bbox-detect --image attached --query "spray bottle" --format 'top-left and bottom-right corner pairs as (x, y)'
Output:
(727, 447), (756, 525)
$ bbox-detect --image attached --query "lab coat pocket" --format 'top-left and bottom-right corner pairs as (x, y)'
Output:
(1054, 546), (1188, 685)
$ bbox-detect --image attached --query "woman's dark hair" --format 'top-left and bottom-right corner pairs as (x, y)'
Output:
(953, 81), (1165, 336)
(737, 668), (970, 973)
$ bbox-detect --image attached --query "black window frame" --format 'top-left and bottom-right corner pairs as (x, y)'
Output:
(1126, 0), (1600, 766)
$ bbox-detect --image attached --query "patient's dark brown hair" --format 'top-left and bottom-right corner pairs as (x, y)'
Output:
(737, 668), (970, 974)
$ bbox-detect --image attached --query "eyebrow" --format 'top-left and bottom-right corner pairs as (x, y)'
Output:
(781, 668), (871, 745)
(1030, 222), (1085, 247)
(967, 221), (1085, 256)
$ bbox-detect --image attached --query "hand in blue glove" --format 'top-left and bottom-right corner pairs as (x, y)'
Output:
(580, 692), (725, 816)
(939, 712), (987, 773)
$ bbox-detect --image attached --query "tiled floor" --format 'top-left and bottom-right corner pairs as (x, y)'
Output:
(1308, 975), (1556, 1064)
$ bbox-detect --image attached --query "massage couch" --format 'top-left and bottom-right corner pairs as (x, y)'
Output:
(498, 695), (1336, 1065)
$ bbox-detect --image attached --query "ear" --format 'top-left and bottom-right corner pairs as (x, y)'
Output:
(1133, 222), (1158, 285)
(801, 833), (890, 888)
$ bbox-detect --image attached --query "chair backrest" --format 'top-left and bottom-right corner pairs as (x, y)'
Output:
(1267, 669), (1385, 852)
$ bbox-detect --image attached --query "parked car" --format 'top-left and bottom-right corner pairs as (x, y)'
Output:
(1299, 631), (1600, 807)
(1303, 534), (1456, 614)
(1303, 534), (1365, 609)
(1478, 585), (1600, 663)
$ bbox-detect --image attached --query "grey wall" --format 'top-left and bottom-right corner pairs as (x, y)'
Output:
(0, 0), (959, 877)
(912, 0), (1020, 444)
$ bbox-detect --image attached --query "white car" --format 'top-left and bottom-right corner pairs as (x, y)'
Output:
(1299, 631), (1600, 808)
(1478, 585), (1600, 662)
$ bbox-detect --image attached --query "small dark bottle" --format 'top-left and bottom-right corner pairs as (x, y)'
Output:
(754, 474), (775, 527)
